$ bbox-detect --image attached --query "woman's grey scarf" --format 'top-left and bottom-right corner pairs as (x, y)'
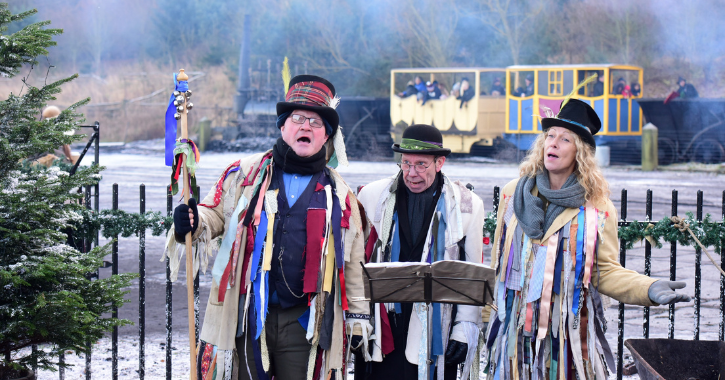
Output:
(513, 171), (586, 239)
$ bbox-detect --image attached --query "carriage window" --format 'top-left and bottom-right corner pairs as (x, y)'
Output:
(549, 70), (563, 95)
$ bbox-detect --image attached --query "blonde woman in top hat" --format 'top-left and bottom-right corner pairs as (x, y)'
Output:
(486, 84), (691, 380)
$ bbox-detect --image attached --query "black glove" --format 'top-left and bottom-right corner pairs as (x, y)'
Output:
(445, 340), (468, 365)
(173, 198), (198, 241)
(350, 335), (364, 353)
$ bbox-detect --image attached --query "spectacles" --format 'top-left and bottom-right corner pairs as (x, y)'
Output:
(398, 160), (435, 173)
(290, 114), (324, 129)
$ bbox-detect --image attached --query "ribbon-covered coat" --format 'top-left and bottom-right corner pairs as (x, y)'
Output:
(357, 173), (485, 379)
(165, 151), (370, 380)
(486, 179), (656, 380)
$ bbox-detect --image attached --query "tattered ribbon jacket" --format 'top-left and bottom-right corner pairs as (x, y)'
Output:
(486, 178), (657, 380)
(164, 151), (371, 380)
(357, 173), (485, 380)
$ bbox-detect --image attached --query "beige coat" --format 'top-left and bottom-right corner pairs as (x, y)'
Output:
(492, 178), (656, 308)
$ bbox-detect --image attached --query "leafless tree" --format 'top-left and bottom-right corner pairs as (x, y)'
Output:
(472, 0), (548, 65)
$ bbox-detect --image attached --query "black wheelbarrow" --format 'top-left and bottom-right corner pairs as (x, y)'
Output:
(625, 339), (725, 380)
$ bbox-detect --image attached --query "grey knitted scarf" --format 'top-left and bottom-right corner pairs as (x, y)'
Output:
(513, 171), (586, 239)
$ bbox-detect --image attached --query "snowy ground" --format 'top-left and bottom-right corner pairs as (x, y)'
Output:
(31, 139), (725, 379)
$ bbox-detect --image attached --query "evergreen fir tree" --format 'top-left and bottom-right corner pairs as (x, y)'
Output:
(0, 3), (133, 376)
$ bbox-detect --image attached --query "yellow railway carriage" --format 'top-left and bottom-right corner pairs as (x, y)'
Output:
(390, 67), (507, 154)
(504, 64), (644, 155)
(390, 64), (645, 161)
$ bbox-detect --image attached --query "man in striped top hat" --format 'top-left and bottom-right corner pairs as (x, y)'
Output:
(170, 75), (371, 380)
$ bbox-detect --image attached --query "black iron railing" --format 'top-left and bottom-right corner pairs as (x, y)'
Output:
(41, 180), (725, 379)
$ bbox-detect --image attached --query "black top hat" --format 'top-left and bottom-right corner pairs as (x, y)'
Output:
(392, 124), (451, 156)
(276, 75), (339, 134)
(541, 99), (601, 149)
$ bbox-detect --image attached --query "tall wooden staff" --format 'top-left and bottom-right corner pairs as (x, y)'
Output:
(170, 68), (197, 379)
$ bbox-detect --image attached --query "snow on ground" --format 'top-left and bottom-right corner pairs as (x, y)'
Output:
(28, 332), (191, 380)
(48, 140), (725, 379)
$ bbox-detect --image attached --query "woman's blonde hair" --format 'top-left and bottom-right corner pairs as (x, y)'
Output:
(518, 131), (610, 206)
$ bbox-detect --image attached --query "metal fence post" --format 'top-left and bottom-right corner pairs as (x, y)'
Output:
(669, 190), (678, 339)
(59, 352), (64, 380)
(493, 186), (500, 216)
(166, 189), (173, 380)
(139, 184), (146, 380)
(112, 184), (119, 380)
(721, 191), (725, 342)
(617, 189), (627, 380)
(194, 186), (201, 345)
(643, 189), (652, 338)
(694, 190), (703, 340)
(84, 185), (92, 380)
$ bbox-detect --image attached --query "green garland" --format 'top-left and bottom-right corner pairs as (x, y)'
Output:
(484, 211), (498, 238)
(72, 209), (173, 241)
(482, 210), (723, 253)
(617, 212), (724, 251)
(69, 207), (724, 254)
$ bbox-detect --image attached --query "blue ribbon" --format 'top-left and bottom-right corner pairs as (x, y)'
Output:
(572, 207), (585, 315)
(435, 197), (447, 262)
(431, 303), (442, 356)
(390, 213), (402, 314)
(165, 73), (189, 166)
(331, 191), (343, 268)
(252, 211), (269, 339)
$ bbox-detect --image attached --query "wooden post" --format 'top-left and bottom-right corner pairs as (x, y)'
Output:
(176, 69), (198, 380)
(642, 122), (658, 171)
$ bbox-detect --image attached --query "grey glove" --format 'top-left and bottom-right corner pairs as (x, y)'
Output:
(648, 280), (691, 305)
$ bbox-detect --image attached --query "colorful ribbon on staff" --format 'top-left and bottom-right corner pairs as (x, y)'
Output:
(165, 72), (189, 166)
(169, 139), (200, 197)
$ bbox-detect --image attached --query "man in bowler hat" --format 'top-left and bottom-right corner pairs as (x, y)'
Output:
(354, 124), (485, 380)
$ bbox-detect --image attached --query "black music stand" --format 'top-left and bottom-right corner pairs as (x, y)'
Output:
(360, 260), (495, 367)
(361, 260), (495, 306)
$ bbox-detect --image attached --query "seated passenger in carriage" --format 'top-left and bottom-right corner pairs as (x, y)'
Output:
(398, 80), (419, 98)
(677, 76), (699, 99)
(590, 72), (604, 96)
(490, 77), (505, 96)
(457, 77), (475, 108)
(631, 82), (641, 97)
(438, 81), (450, 99)
(514, 74), (534, 97)
(612, 77), (626, 95)
(414, 76), (427, 101)
(422, 80), (442, 104)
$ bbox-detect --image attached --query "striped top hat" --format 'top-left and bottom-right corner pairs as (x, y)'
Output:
(276, 75), (339, 134)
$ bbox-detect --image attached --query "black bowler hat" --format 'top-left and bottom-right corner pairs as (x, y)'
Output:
(541, 98), (601, 149)
(392, 124), (451, 156)
(276, 75), (339, 133)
